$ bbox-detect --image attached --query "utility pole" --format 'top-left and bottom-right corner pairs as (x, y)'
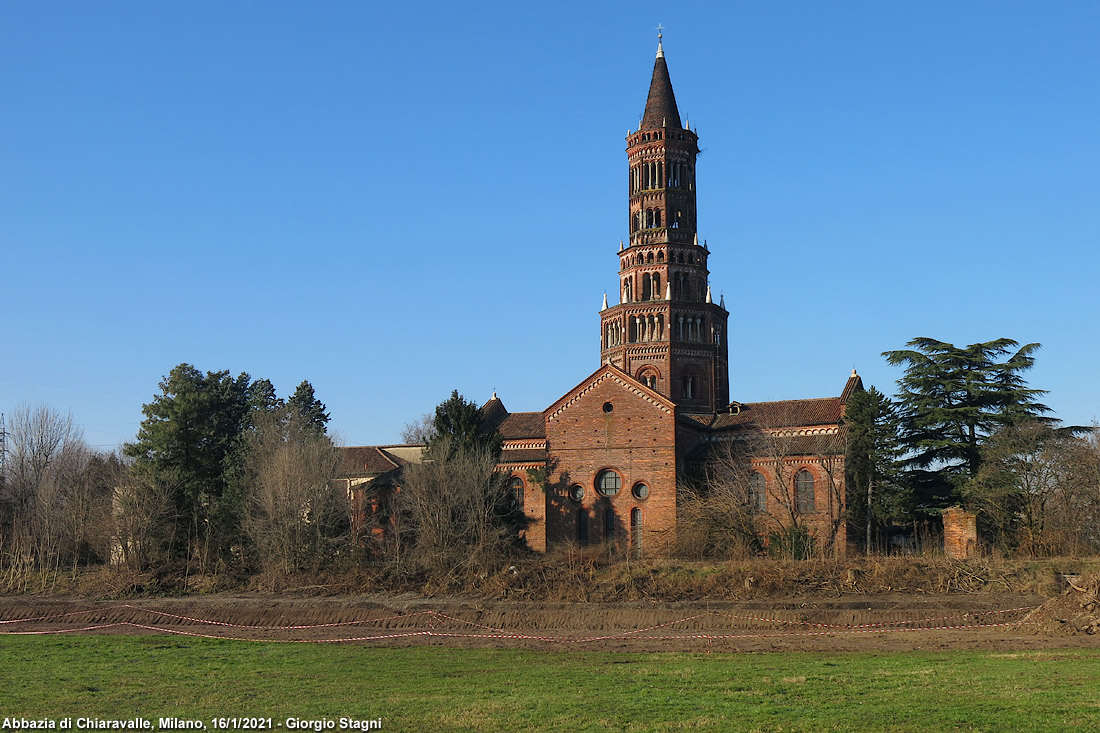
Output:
(0, 412), (7, 488)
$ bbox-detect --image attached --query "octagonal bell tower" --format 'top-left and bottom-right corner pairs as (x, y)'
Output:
(599, 34), (729, 412)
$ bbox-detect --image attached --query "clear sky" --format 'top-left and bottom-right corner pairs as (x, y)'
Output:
(2, 1), (1098, 450)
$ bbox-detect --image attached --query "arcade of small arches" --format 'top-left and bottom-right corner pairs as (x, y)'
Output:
(620, 271), (703, 302)
(629, 160), (694, 195)
(620, 248), (704, 267)
(603, 313), (714, 346)
(627, 129), (694, 146)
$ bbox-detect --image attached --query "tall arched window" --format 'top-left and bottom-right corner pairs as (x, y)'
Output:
(604, 509), (616, 543)
(750, 472), (767, 513)
(642, 273), (652, 300)
(796, 470), (815, 513)
(578, 509), (588, 544)
(509, 476), (525, 512)
(631, 508), (642, 556)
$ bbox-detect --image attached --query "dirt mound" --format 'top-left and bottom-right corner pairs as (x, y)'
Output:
(1023, 573), (1100, 635)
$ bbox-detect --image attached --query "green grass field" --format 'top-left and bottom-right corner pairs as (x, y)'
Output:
(2, 637), (1097, 731)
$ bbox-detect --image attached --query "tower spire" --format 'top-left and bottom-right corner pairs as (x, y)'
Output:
(640, 28), (681, 130)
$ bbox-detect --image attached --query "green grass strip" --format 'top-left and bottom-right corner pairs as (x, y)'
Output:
(1, 637), (1098, 732)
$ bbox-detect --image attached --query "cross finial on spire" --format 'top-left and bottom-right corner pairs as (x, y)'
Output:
(655, 24), (665, 58)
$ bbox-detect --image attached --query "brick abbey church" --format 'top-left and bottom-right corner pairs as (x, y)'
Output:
(343, 37), (863, 556)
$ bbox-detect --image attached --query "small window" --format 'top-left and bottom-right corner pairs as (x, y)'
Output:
(796, 470), (815, 513)
(569, 484), (585, 502)
(596, 469), (621, 497)
(632, 483), (649, 500)
(603, 401), (614, 413)
(631, 507), (642, 556)
(749, 472), (766, 513)
(509, 476), (525, 510)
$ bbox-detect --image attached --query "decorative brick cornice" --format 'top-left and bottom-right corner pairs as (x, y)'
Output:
(547, 368), (673, 421)
(502, 440), (547, 450)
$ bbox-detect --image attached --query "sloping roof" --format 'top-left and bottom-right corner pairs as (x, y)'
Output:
(338, 445), (425, 477)
(641, 44), (682, 130)
(498, 412), (545, 439)
(710, 398), (845, 430)
(480, 396), (508, 429)
(840, 370), (864, 403)
(339, 446), (400, 476)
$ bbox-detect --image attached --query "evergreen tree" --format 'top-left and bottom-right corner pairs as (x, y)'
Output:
(427, 390), (501, 459)
(247, 378), (284, 420)
(844, 386), (905, 552)
(287, 380), (329, 435)
(882, 338), (1051, 508)
(125, 364), (252, 567)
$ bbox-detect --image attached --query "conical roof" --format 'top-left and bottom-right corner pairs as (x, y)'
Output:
(640, 39), (682, 130)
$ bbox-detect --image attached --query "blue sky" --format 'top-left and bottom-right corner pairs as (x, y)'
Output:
(2, 1), (1097, 449)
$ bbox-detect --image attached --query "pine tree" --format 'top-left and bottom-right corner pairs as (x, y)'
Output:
(287, 381), (329, 435)
(125, 364), (252, 567)
(427, 390), (501, 459)
(882, 338), (1051, 508)
(844, 386), (905, 552)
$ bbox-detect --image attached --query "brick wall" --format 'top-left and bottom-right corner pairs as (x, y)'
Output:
(942, 507), (977, 559)
(544, 368), (678, 556)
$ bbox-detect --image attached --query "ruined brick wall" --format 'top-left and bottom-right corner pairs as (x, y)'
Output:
(942, 507), (977, 559)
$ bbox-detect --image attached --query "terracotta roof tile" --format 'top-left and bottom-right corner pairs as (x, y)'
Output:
(338, 446), (405, 476)
(711, 398), (845, 430)
(497, 412), (545, 439)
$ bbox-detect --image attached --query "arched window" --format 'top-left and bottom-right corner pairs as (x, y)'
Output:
(509, 476), (525, 511)
(654, 209), (661, 227)
(596, 469), (622, 497)
(681, 374), (696, 399)
(604, 509), (616, 543)
(750, 472), (766, 513)
(631, 508), (642, 556)
(796, 470), (815, 513)
(652, 273), (661, 299)
(641, 273), (652, 300)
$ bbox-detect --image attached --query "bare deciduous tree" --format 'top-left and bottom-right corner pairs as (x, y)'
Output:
(243, 412), (347, 574)
(395, 436), (517, 576)
(0, 404), (96, 574)
(964, 422), (1100, 556)
(399, 412), (436, 445)
(113, 466), (175, 569)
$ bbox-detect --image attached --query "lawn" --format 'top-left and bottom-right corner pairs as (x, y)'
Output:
(2, 637), (1097, 731)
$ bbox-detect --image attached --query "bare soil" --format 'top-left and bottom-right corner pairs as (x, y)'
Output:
(3, 591), (1097, 652)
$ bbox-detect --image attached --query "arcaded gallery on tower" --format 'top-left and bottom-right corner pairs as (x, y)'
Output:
(341, 37), (862, 557)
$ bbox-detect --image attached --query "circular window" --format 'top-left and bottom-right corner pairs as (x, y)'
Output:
(596, 469), (621, 497)
(632, 483), (649, 500)
(569, 484), (585, 502)
(603, 402), (614, 413)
